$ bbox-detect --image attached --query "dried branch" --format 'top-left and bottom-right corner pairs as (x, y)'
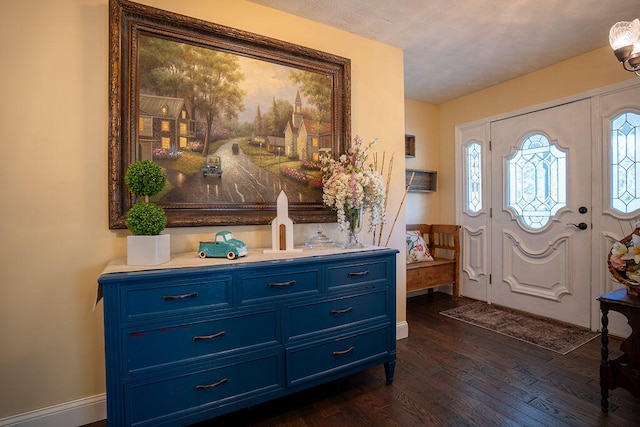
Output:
(384, 171), (414, 247)
(371, 153), (388, 245)
(376, 153), (394, 246)
(374, 153), (395, 246)
(373, 152), (387, 244)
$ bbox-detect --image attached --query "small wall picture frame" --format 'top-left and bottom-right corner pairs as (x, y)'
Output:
(405, 134), (415, 157)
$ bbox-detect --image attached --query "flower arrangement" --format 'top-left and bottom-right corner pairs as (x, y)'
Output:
(610, 232), (640, 284)
(321, 136), (386, 240)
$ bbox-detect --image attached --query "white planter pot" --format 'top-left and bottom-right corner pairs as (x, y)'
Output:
(127, 234), (170, 266)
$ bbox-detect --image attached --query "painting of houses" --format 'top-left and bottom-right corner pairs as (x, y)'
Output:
(265, 136), (285, 154)
(138, 94), (196, 160)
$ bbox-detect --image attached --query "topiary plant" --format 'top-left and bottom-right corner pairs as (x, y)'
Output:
(126, 202), (167, 235)
(125, 160), (166, 202)
(124, 160), (167, 235)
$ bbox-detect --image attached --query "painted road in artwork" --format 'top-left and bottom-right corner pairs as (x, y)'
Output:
(160, 139), (318, 205)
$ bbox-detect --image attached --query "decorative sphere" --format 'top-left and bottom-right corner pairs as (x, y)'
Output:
(125, 160), (166, 198)
(125, 202), (167, 235)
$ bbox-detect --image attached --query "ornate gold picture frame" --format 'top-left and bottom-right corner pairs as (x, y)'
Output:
(108, 0), (350, 228)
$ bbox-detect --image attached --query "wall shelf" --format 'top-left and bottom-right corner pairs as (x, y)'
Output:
(406, 169), (437, 192)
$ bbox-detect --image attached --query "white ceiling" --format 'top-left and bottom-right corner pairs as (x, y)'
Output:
(247, 0), (639, 104)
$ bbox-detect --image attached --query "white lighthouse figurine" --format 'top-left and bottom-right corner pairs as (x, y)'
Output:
(264, 191), (302, 254)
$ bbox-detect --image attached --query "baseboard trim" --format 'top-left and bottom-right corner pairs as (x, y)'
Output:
(396, 320), (409, 340)
(0, 394), (106, 427)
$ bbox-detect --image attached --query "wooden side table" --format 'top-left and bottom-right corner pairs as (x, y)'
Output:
(597, 287), (640, 411)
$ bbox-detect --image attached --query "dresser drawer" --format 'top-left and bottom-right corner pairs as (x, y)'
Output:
(122, 276), (232, 322)
(288, 290), (388, 340)
(126, 352), (281, 426)
(238, 268), (320, 304)
(125, 310), (279, 373)
(286, 326), (390, 386)
(327, 260), (389, 290)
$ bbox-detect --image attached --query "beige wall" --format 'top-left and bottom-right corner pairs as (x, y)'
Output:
(436, 46), (636, 222)
(0, 0), (406, 419)
(404, 99), (440, 225)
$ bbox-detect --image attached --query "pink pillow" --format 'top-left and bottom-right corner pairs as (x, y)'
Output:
(406, 230), (434, 264)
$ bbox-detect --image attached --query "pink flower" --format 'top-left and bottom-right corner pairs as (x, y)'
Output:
(610, 254), (627, 271)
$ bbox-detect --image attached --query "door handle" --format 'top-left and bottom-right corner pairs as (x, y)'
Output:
(569, 222), (588, 230)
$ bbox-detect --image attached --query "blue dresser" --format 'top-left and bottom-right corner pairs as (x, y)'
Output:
(99, 247), (397, 426)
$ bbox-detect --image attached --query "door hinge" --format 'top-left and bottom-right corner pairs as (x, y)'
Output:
(489, 140), (492, 151)
(490, 208), (492, 218)
(489, 274), (492, 284)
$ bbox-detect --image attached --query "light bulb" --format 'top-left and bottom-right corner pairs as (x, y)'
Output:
(609, 18), (640, 51)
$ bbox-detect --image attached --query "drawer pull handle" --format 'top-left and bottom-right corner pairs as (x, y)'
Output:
(348, 271), (369, 277)
(332, 346), (355, 356)
(195, 378), (228, 390)
(330, 307), (353, 315)
(268, 280), (296, 288)
(193, 331), (226, 341)
(162, 292), (198, 301)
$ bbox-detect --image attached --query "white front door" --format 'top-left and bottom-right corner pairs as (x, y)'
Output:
(490, 99), (592, 327)
(595, 85), (640, 337)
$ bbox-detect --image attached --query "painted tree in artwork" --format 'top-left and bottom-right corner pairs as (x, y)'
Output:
(289, 71), (332, 126)
(139, 36), (189, 98)
(193, 50), (246, 155)
(267, 97), (294, 137)
(253, 105), (264, 137)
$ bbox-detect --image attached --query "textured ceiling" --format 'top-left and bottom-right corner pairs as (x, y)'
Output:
(247, 0), (639, 104)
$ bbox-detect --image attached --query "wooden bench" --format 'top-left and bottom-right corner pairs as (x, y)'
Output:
(406, 224), (460, 299)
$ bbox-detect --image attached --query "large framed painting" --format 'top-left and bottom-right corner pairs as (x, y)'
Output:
(108, 0), (350, 228)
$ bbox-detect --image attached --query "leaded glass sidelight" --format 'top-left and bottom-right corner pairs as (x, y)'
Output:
(466, 142), (482, 212)
(507, 133), (567, 229)
(611, 112), (640, 214)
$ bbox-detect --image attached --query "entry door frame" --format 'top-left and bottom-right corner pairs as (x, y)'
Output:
(489, 99), (592, 328)
(455, 78), (640, 331)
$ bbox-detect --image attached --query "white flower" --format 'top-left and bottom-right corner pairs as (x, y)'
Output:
(321, 136), (386, 232)
(612, 241), (628, 256)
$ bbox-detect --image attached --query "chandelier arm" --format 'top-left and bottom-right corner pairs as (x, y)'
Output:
(621, 60), (640, 73)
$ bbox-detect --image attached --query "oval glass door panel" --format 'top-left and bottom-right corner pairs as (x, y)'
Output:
(507, 133), (567, 229)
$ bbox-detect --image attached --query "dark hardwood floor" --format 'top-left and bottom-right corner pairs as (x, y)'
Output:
(84, 292), (640, 426)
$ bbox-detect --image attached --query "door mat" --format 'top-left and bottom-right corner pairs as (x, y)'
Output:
(440, 301), (600, 355)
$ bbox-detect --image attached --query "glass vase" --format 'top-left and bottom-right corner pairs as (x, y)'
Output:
(343, 207), (363, 248)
